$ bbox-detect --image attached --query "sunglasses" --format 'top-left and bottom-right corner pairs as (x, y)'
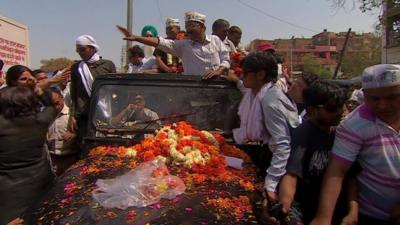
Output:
(76, 46), (90, 52)
(317, 104), (342, 113)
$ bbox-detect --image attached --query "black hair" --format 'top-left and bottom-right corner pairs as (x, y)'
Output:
(49, 86), (63, 96)
(5, 65), (33, 86)
(32, 69), (46, 78)
(128, 45), (144, 58)
(0, 59), (4, 71)
(228, 26), (242, 35)
(52, 69), (61, 77)
(303, 80), (348, 111)
(0, 86), (39, 119)
(241, 51), (278, 83)
(212, 19), (230, 32)
(301, 72), (320, 87)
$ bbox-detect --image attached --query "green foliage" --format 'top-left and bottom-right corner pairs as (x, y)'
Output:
(341, 34), (382, 77)
(302, 54), (332, 79)
(329, 0), (382, 12)
(359, 0), (382, 12)
(40, 57), (74, 72)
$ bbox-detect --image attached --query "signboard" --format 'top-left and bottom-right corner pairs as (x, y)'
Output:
(0, 15), (30, 73)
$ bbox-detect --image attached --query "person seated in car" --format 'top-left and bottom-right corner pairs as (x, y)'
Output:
(127, 45), (159, 74)
(110, 95), (160, 127)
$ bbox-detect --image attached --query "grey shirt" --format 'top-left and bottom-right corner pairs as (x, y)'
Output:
(262, 84), (300, 192)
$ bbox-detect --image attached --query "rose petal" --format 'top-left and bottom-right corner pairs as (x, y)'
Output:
(185, 207), (192, 212)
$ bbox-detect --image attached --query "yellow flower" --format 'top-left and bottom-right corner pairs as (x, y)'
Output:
(125, 148), (137, 158)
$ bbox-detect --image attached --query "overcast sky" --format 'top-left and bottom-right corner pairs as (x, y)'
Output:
(0, 0), (380, 69)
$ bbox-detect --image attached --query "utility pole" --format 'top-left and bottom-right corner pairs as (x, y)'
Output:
(126, 0), (133, 67)
(290, 36), (295, 75)
(333, 28), (351, 79)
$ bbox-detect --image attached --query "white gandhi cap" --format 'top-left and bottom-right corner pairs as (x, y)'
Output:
(362, 64), (400, 89)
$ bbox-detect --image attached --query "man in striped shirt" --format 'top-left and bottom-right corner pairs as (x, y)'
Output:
(311, 64), (400, 225)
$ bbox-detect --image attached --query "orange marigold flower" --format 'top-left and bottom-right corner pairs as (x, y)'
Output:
(192, 174), (206, 184)
(143, 151), (155, 162)
(106, 211), (117, 218)
(239, 179), (255, 191)
(152, 167), (169, 177)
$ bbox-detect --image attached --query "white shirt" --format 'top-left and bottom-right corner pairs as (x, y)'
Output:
(142, 45), (155, 59)
(121, 108), (161, 125)
(128, 57), (158, 73)
(47, 100), (74, 155)
(224, 38), (237, 52)
(157, 35), (230, 75)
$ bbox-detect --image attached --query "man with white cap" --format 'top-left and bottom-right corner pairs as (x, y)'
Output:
(70, 34), (116, 153)
(153, 18), (182, 73)
(311, 64), (400, 225)
(117, 11), (230, 79)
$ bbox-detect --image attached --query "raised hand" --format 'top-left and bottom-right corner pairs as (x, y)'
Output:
(116, 25), (132, 37)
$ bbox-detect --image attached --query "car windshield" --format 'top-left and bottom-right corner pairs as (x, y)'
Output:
(91, 81), (241, 138)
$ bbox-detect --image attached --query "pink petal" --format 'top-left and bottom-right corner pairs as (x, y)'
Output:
(171, 197), (180, 204)
(185, 208), (192, 213)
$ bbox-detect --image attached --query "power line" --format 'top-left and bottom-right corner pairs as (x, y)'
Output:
(236, 0), (319, 33)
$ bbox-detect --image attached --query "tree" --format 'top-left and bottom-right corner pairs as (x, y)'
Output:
(329, 0), (382, 12)
(341, 33), (382, 77)
(302, 53), (332, 79)
(40, 57), (74, 72)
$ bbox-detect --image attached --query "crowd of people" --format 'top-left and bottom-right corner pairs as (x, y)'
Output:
(0, 10), (399, 225)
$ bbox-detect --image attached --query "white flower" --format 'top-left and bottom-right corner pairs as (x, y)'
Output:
(201, 131), (219, 148)
(183, 150), (207, 167)
(153, 124), (215, 169)
(182, 146), (192, 153)
(155, 155), (168, 164)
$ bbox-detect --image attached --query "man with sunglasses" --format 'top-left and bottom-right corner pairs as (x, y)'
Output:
(272, 81), (348, 225)
(70, 35), (116, 154)
(311, 64), (400, 225)
(117, 11), (230, 79)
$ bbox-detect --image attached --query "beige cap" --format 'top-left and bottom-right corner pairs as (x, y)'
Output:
(184, 11), (206, 24)
(166, 18), (180, 27)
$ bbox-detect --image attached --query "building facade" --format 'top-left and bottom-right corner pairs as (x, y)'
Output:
(248, 30), (378, 77)
(382, 0), (400, 64)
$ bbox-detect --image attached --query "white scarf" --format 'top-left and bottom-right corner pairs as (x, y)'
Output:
(143, 45), (155, 59)
(233, 82), (272, 144)
(78, 53), (100, 96)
